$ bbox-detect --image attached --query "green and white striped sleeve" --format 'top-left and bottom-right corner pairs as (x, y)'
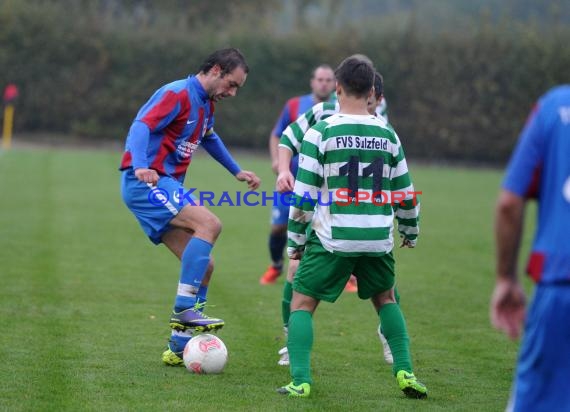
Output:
(287, 125), (325, 249)
(389, 136), (420, 244)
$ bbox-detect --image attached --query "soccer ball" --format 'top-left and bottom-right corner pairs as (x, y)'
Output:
(183, 334), (228, 374)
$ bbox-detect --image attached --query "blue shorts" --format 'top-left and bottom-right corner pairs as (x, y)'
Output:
(121, 169), (195, 244)
(509, 284), (570, 411)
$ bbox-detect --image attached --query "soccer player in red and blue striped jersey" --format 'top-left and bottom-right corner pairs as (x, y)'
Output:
(120, 48), (260, 366)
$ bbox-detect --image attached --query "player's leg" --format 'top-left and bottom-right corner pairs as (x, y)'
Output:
(278, 258), (299, 366)
(344, 274), (358, 292)
(161, 227), (214, 305)
(260, 224), (286, 284)
(377, 286), (400, 364)
(166, 204), (224, 331)
(371, 287), (426, 399)
(121, 172), (222, 364)
(277, 231), (353, 397)
(357, 254), (427, 399)
(277, 291), (318, 397)
(260, 202), (289, 284)
(160, 227), (215, 365)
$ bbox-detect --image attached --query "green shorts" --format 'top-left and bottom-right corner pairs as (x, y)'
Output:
(293, 232), (395, 302)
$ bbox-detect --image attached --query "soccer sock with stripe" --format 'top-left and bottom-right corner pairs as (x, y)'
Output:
(282, 281), (293, 327)
(288, 310), (313, 385)
(269, 232), (286, 269)
(174, 237), (213, 312)
(378, 302), (413, 375)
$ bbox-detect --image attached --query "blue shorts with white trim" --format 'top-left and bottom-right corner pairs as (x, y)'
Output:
(121, 169), (195, 244)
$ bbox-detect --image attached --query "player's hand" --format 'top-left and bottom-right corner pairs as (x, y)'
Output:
(135, 168), (159, 185)
(287, 246), (304, 260)
(236, 170), (261, 191)
(490, 277), (526, 340)
(399, 238), (416, 248)
(276, 170), (295, 193)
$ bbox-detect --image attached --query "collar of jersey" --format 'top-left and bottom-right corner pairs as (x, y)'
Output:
(188, 75), (209, 103)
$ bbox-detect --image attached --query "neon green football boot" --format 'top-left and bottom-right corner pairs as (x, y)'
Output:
(276, 382), (311, 398)
(162, 348), (184, 366)
(396, 370), (428, 399)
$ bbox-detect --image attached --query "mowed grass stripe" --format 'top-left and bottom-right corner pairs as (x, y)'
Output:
(0, 151), (76, 408)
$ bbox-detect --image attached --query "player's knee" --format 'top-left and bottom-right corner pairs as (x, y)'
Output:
(209, 215), (222, 237)
(271, 224), (287, 236)
(196, 213), (222, 240)
(371, 288), (396, 310)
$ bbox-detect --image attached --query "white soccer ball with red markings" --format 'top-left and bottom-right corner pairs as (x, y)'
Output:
(183, 334), (228, 374)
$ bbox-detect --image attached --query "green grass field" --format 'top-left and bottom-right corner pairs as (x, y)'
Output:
(0, 147), (536, 411)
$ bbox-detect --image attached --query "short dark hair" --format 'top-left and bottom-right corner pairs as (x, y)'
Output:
(198, 48), (249, 77)
(374, 71), (384, 98)
(334, 56), (375, 98)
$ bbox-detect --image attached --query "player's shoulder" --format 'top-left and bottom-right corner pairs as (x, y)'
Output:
(146, 79), (188, 108)
(309, 118), (330, 134)
(285, 94), (305, 106)
(299, 93), (315, 104)
(162, 78), (189, 93)
(324, 112), (383, 126)
(327, 114), (400, 141)
(543, 84), (570, 97)
(322, 101), (340, 114)
(150, 78), (189, 103)
(313, 113), (354, 138)
(539, 85), (570, 108)
(308, 101), (338, 117)
(318, 112), (346, 127)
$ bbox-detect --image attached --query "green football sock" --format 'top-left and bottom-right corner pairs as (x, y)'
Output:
(379, 303), (413, 375)
(379, 286), (400, 335)
(281, 281), (293, 327)
(288, 310), (313, 385)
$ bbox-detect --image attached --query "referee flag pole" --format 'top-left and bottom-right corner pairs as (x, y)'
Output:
(2, 104), (14, 150)
(2, 83), (19, 150)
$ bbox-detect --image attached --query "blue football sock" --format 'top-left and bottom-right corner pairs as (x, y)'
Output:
(269, 233), (286, 268)
(196, 285), (209, 311)
(174, 237), (213, 312)
(169, 330), (193, 353)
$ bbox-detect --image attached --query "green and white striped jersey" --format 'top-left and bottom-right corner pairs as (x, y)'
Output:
(279, 99), (389, 156)
(287, 113), (419, 256)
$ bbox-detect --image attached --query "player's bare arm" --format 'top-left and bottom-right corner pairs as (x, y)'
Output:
(276, 146), (295, 193)
(269, 134), (280, 174)
(491, 189), (527, 340)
